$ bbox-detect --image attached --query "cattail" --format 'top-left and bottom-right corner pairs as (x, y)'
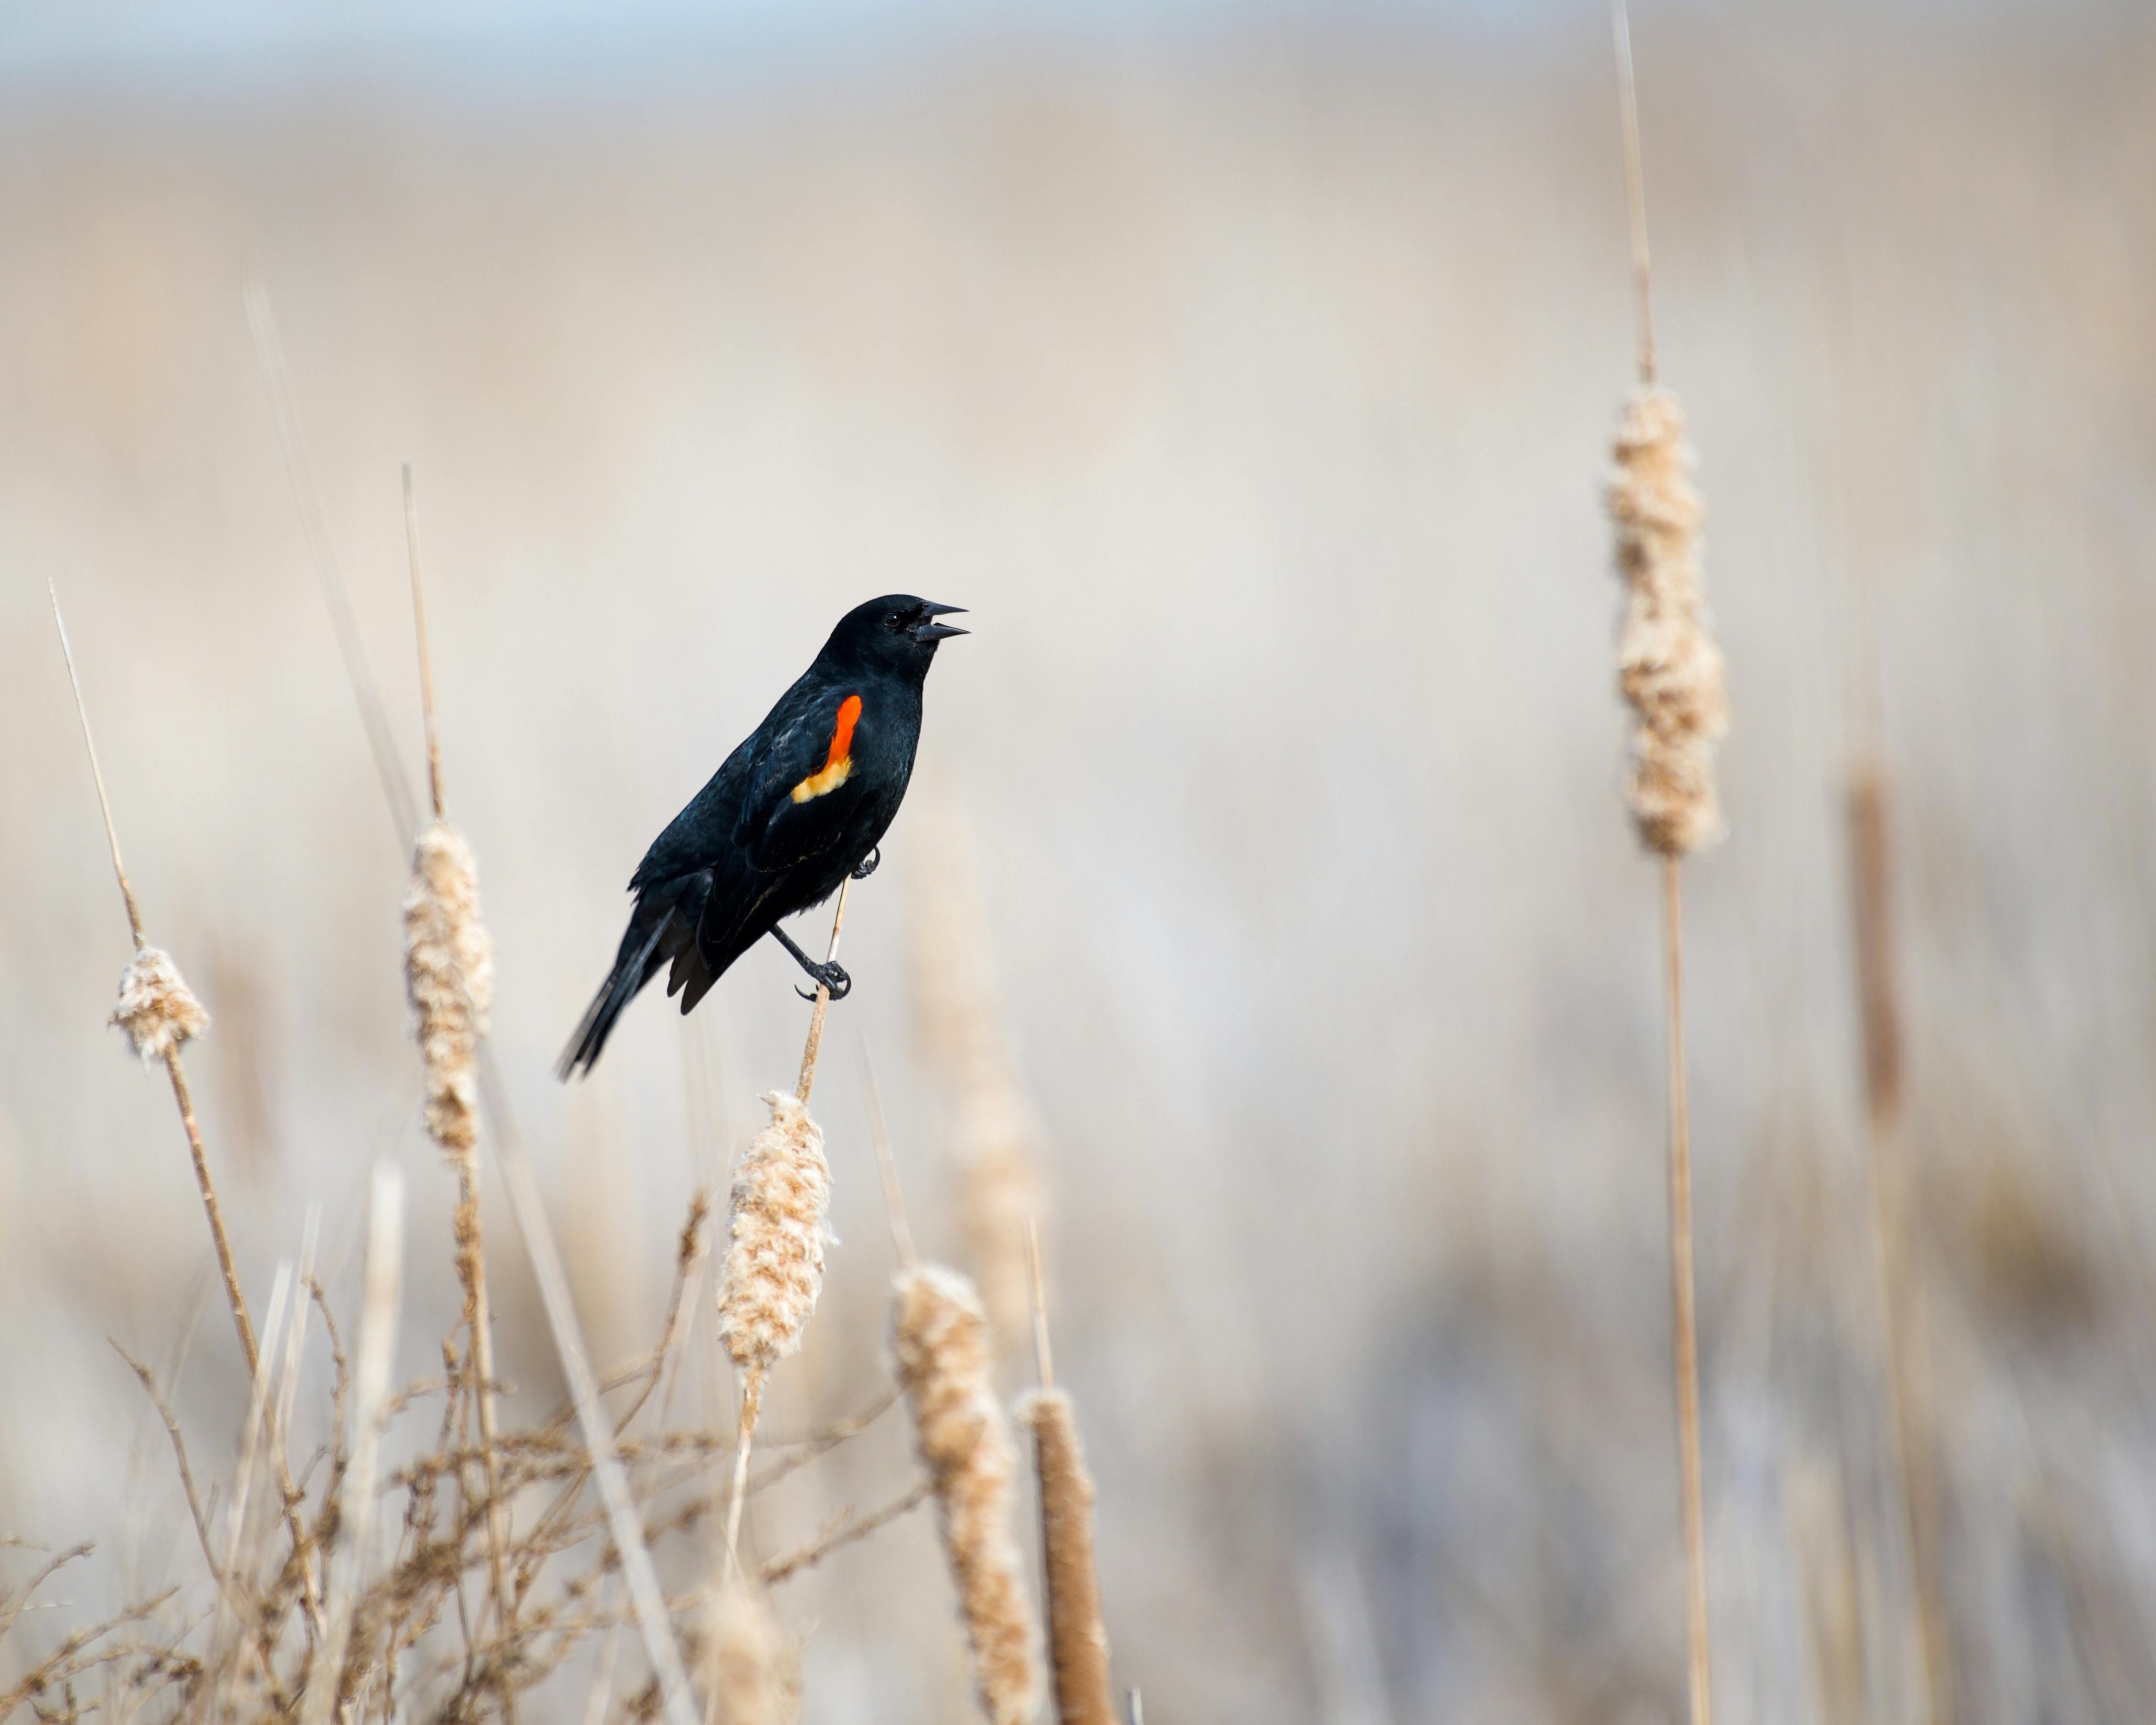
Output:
(1607, 10), (1720, 1725)
(721, 885), (851, 1573)
(111, 946), (211, 1063)
(1609, 386), (1729, 857)
(1846, 764), (1903, 1128)
(397, 473), (516, 1642)
(53, 581), (256, 1374)
(403, 818), (494, 1164)
(892, 1266), (1042, 1725)
(702, 1579), (800, 1725)
(717, 1091), (832, 1374)
(1019, 1389), (1114, 1725)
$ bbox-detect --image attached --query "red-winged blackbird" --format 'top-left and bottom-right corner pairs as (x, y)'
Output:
(557, 595), (965, 1078)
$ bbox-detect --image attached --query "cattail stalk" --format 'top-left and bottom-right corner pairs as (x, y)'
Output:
(1607, 9), (1723, 1724)
(701, 1578), (800, 1725)
(50, 583), (259, 1378)
(1020, 1225), (1113, 1725)
(719, 881), (851, 1570)
(400, 466), (513, 1647)
(893, 1265), (1043, 1725)
(1847, 763), (1953, 1725)
(1658, 855), (1712, 1725)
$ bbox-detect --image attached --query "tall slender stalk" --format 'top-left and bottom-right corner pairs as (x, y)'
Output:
(400, 464), (513, 1668)
(1848, 763), (1953, 1725)
(1660, 855), (1712, 1725)
(1607, 9), (1728, 1723)
(50, 582), (259, 1379)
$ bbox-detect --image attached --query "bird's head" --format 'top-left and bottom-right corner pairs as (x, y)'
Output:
(825, 595), (968, 676)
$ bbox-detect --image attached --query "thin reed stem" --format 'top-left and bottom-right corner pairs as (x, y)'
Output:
(401, 463), (512, 1668)
(161, 1051), (259, 1379)
(1847, 764), (1953, 1725)
(245, 282), (419, 843)
(794, 880), (853, 1106)
(1661, 856), (1712, 1725)
(404, 464), (446, 821)
(1607, 14), (1717, 1719)
(50, 581), (259, 1378)
(724, 1371), (763, 1576)
(1026, 1220), (1052, 1391)
(1611, 0), (1657, 385)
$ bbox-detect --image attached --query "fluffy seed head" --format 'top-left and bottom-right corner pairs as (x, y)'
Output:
(702, 1578), (800, 1725)
(1608, 386), (1730, 855)
(111, 946), (210, 1063)
(717, 1092), (832, 1374)
(892, 1266), (1042, 1725)
(403, 819), (494, 1162)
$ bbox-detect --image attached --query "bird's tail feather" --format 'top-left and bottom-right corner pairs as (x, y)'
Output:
(556, 918), (667, 1080)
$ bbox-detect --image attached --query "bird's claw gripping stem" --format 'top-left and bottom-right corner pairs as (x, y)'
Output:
(793, 961), (852, 1004)
(850, 846), (881, 881)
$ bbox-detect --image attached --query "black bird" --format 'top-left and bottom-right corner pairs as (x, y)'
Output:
(558, 595), (965, 1078)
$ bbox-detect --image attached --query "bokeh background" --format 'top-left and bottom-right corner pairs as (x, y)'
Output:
(5, 3), (2155, 1720)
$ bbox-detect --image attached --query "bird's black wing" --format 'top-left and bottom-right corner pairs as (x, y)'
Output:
(734, 688), (875, 868)
(678, 683), (873, 984)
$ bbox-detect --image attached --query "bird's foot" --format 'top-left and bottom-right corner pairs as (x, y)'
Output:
(850, 846), (881, 881)
(794, 961), (853, 1004)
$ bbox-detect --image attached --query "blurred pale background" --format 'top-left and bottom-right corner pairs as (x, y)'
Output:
(3, 3), (2154, 1721)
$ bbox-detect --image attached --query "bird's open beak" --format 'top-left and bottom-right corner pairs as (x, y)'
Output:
(910, 602), (969, 643)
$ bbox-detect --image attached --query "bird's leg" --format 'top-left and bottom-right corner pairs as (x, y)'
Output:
(770, 924), (852, 1002)
(850, 845), (881, 881)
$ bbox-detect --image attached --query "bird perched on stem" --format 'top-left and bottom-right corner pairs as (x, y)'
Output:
(559, 595), (965, 1078)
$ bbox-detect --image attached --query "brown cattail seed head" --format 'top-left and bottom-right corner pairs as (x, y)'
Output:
(111, 946), (210, 1063)
(1608, 386), (1729, 855)
(403, 819), (494, 1163)
(1019, 1388), (1115, 1725)
(702, 1578), (800, 1725)
(717, 1092), (831, 1374)
(892, 1266), (1042, 1725)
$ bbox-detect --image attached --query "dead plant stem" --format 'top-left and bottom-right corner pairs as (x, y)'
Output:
(403, 463), (513, 1676)
(50, 580), (259, 1378)
(1662, 855), (1712, 1725)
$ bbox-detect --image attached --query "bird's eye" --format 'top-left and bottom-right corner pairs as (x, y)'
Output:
(885, 611), (905, 631)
